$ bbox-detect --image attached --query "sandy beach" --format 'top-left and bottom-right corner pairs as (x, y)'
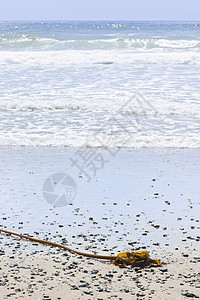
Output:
(0, 147), (199, 299)
(0, 246), (199, 299)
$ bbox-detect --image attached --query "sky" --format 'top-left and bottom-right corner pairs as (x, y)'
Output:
(0, 0), (199, 21)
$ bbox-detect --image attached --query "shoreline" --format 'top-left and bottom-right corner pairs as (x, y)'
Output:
(0, 147), (199, 298)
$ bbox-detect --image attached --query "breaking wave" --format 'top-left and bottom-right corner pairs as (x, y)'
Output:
(1, 36), (200, 51)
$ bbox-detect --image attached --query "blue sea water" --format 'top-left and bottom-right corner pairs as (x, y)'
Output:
(0, 21), (200, 147)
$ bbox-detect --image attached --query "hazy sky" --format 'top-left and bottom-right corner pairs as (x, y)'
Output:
(1, 0), (199, 21)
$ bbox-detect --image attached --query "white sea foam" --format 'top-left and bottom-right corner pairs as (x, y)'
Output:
(0, 132), (199, 148)
(0, 95), (199, 148)
(1, 50), (200, 67)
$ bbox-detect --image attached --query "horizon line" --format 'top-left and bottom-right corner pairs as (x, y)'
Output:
(1, 19), (200, 22)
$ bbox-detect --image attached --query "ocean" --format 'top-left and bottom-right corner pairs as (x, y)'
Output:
(0, 21), (200, 148)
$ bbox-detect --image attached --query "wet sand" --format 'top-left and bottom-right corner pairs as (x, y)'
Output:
(0, 148), (199, 299)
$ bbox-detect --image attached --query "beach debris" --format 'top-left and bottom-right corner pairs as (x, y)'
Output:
(182, 291), (199, 298)
(114, 250), (162, 268)
(0, 228), (163, 269)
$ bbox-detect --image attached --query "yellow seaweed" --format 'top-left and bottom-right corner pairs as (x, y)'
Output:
(0, 229), (164, 269)
(114, 250), (163, 268)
